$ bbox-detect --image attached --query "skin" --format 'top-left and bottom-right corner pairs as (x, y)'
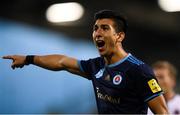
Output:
(92, 19), (127, 65)
(2, 18), (168, 114)
(153, 67), (176, 102)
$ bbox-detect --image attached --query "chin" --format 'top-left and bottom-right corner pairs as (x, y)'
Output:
(98, 51), (105, 56)
(99, 51), (109, 57)
(99, 53), (105, 57)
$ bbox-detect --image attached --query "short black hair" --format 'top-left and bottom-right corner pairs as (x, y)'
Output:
(94, 10), (128, 34)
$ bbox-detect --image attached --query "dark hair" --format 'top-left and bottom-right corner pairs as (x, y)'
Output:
(94, 10), (128, 34)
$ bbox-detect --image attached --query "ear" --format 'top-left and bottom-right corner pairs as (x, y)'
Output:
(116, 32), (125, 42)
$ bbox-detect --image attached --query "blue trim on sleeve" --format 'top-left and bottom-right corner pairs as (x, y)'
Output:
(77, 60), (84, 72)
(108, 53), (131, 67)
(144, 92), (164, 102)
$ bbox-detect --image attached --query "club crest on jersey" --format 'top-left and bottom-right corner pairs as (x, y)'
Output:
(113, 75), (122, 85)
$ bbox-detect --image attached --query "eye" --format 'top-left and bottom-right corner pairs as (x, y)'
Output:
(101, 25), (109, 31)
(93, 25), (98, 31)
(156, 75), (163, 80)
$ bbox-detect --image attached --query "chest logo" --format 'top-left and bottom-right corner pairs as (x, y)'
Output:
(113, 75), (122, 85)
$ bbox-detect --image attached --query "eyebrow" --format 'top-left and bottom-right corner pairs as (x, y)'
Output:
(94, 24), (110, 28)
(101, 24), (110, 27)
(94, 24), (109, 26)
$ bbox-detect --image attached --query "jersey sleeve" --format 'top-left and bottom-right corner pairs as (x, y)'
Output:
(77, 59), (92, 80)
(78, 57), (104, 80)
(135, 64), (163, 103)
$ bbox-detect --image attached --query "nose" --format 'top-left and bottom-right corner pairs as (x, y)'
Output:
(94, 33), (102, 39)
(93, 29), (102, 38)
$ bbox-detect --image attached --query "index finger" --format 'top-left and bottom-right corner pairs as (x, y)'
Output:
(2, 55), (14, 59)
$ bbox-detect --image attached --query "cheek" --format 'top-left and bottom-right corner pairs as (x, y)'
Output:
(157, 77), (168, 87)
(106, 36), (116, 46)
(161, 77), (173, 88)
(166, 78), (175, 87)
(92, 33), (96, 42)
(108, 39), (115, 46)
(92, 32), (95, 39)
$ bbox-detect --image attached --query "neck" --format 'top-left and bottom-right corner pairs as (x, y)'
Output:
(104, 46), (128, 65)
(164, 90), (175, 102)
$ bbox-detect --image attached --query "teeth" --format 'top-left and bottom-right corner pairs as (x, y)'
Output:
(97, 40), (103, 43)
(96, 39), (104, 42)
(95, 37), (104, 41)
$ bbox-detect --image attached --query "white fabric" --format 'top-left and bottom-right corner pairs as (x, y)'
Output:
(148, 94), (180, 114)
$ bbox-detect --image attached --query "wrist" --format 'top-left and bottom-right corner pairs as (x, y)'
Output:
(25, 55), (35, 65)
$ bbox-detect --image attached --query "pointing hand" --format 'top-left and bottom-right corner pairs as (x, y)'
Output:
(2, 55), (26, 69)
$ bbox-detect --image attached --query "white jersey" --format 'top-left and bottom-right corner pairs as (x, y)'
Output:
(148, 94), (180, 114)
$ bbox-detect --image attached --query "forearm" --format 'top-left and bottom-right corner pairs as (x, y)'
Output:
(148, 95), (169, 114)
(156, 102), (169, 114)
(33, 55), (66, 71)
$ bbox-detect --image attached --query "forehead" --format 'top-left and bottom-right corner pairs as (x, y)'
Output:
(154, 68), (170, 75)
(94, 18), (115, 26)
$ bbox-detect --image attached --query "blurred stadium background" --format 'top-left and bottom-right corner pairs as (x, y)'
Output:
(0, 0), (180, 114)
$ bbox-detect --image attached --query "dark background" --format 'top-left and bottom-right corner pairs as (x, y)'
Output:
(1, 0), (180, 65)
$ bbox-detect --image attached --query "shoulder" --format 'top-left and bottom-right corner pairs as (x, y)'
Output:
(81, 57), (104, 67)
(89, 57), (104, 63)
(174, 94), (180, 101)
(168, 94), (180, 110)
(79, 56), (103, 63)
(126, 54), (154, 78)
(78, 56), (104, 73)
(174, 95), (180, 106)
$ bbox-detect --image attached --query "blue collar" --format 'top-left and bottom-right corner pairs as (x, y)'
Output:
(107, 53), (131, 68)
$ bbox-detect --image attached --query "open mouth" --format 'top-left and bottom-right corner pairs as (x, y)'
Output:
(96, 40), (105, 48)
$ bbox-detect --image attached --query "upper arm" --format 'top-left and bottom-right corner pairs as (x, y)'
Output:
(148, 95), (169, 114)
(133, 64), (168, 114)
